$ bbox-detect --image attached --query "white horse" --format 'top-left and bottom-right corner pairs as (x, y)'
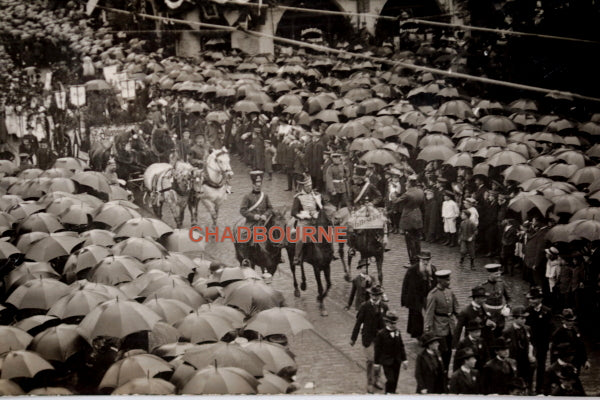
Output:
(143, 147), (233, 227)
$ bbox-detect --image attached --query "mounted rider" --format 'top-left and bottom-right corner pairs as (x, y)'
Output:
(188, 134), (209, 194)
(239, 170), (273, 246)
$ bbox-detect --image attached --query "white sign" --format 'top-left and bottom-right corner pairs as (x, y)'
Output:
(103, 65), (118, 85)
(55, 91), (67, 110)
(43, 71), (52, 91)
(70, 86), (86, 107)
(120, 80), (136, 100)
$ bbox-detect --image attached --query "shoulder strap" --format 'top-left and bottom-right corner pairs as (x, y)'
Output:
(246, 192), (265, 213)
(354, 181), (370, 204)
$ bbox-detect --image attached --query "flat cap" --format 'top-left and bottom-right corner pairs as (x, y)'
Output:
(435, 269), (451, 278)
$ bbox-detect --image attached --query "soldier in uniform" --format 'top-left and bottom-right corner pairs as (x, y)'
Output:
(415, 332), (447, 394)
(481, 263), (511, 304)
(188, 134), (209, 169)
(482, 337), (518, 394)
(324, 152), (350, 209)
(424, 269), (459, 371)
(525, 286), (553, 393)
(373, 311), (408, 394)
(454, 286), (488, 347)
(449, 347), (482, 394)
(239, 170), (273, 247)
(396, 175), (424, 265)
(350, 285), (388, 393)
(349, 165), (382, 208)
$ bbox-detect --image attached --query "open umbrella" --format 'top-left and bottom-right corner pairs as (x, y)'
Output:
(543, 163), (578, 180)
(488, 150), (527, 167)
(52, 158), (87, 172)
(348, 137), (383, 152)
(567, 219), (600, 241)
(112, 378), (176, 395)
(182, 342), (265, 377)
(88, 255), (145, 286)
(550, 194), (588, 214)
(569, 166), (600, 186)
(570, 207), (600, 222)
(46, 197), (86, 216)
(508, 192), (553, 219)
(112, 237), (168, 261)
(0, 326), (33, 355)
(59, 204), (93, 226)
(245, 307), (313, 337)
(502, 164), (538, 183)
(160, 229), (206, 253)
(418, 134), (454, 149)
(143, 298), (193, 325)
(63, 245), (112, 283)
(554, 150), (588, 169)
(175, 312), (235, 343)
(47, 178), (77, 194)
(223, 280), (285, 315)
(71, 171), (111, 195)
(181, 365), (258, 394)
(0, 379), (25, 395)
(29, 324), (84, 362)
(19, 212), (63, 233)
(28, 387), (73, 395)
(479, 115), (517, 133)
(417, 145), (457, 162)
(360, 149), (397, 166)
(47, 287), (112, 320)
(77, 298), (161, 343)
(99, 353), (173, 389)
(40, 168), (73, 179)
(243, 340), (296, 374)
(520, 177), (554, 191)
(444, 152), (473, 168)
(93, 203), (141, 228)
(258, 372), (290, 394)
(8, 201), (45, 222)
(1, 350), (54, 379)
(80, 229), (116, 247)
(233, 100), (260, 113)
(197, 304), (245, 328)
(25, 233), (84, 262)
(5, 262), (59, 291)
(0, 241), (21, 262)
(112, 217), (173, 239)
(437, 100), (474, 119)
(7, 278), (70, 310)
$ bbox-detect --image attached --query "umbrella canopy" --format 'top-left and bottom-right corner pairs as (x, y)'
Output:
(40, 168), (73, 179)
(5, 262), (59, 291)
(569, 166), (600, 186)
(258, 372), (290, 394)
(63, 245), (112, 283)
(0, 326), (33, 355)
(47, 178), (77, 194)
(360, 149), (398, 166)
(181, 365), (258, 394)
(444, 152), (473, 168)
(71, 171), (111, 195)
(77, 298), (161, 343)
(348, 137), (383, 152)
(570, 207), (600, 222)
(112, 377), (176, 395)
(182, 342), (265, 377)
(143, 297), (193, 325)
(46, 197), (86, 216)
(508, 192), (553, 219)
(29, 324), (84, 362)
(69, 280), (129, 300)
(223, 280), (286, 315)
(437, 99), (474, 119)
(417, 145), (457, 162)
(93, 203), (141, 227)
(80, 229), (116, 247)
(245, 307), (313, 337)
(550, 193), (588, 214)
(418, 134), (454, 149)
(543, 163), (579, 180)
(502, 164), (538, 183)
(175, 312), (235, 343)
(479, 115), (517, 133)
(487, 150), (527, 167)
(19, 212), (64, 233)
(7, 278), (70, 310)
(28, 387), (73, 395)
(520, 177), (555, 191)
(113, 217), (173, 239)
(6, 201), (45, 223)
(554, 150), (588, 169)
(0, 350), (54, 379)
(59, 204), (94, 226)
(243, 340), (296, 374)
(0, 241), (21, 261)
(567, 219), (600, 241)
(52, 157), (87, 172)
(0, 379), (25, 395)
(12, 315), (60, 336)
(112, 237), (168, 261)
(88, 255), (145, 286)
(197, 304), (245, 328)
(233, 100), (260, 113)
(25, 233), (85, 262)
(160, 229), (206, 253)
(47, 287), (112, 320)
(99, 353), (173, 389)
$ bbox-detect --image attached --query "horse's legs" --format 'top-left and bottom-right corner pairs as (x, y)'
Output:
(339, 243), (351, 282)
(188, 196), (198, 226)
(299, 261), (307, 292)
(347, 249), (354, 282)
(313, 266), (328, 317)
(287, 247), (301, 297)
(376, 253), (384, 286)
(200, 198), (217, 228)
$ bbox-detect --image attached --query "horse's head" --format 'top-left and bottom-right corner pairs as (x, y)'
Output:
(208, 147), (234, 180)
(266, 206), (289, 248)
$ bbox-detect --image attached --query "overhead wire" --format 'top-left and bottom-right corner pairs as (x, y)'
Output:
(95, 5), (600, 104)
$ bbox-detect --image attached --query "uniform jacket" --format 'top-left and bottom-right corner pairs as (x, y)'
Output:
(482, 356), (517, 394)
(397, 187), (424, 230)
(415, 349), (447, 393)
(425, 286), (459, 337)
(291, 191), (323, 222)
(351, 300), (388, 347)
(324, 162), (349, 194)
(374, 328), (407, 366)
(453, 302), (487, 347)
(481, 279), (511, 304)
(401, 265), (437, 312)
(349, 181), (382, 207)
(240, 190), (273, 225)
(449, 367), (481, 394)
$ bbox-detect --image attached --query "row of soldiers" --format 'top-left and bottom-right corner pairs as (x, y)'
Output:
(350, 257), (589, 395)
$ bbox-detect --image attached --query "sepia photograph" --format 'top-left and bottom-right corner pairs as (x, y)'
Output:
(0, 0), (599, 395)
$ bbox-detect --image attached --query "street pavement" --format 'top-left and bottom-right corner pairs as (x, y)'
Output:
(157, 154), (599, 395)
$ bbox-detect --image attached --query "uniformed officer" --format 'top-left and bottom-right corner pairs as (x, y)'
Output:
(425, 269), (459, 371)
(349, 165), (382, 208)
(481, 264), (511, 305)
(397, 175), (425, 265)
(324, 152), (350, 209)
(189, 134), (209, 169)
(291, 174), (323, 267)
(239, 170), (273, 229)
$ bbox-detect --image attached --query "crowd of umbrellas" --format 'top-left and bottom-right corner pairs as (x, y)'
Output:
(0, 158), (315, 395)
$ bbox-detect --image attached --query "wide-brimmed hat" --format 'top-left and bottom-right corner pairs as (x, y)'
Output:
(466, 319), (483, 331)
(470, 286), (488, 298)
(526, 286), (543, 299)
(384, 311), (399, 323)
(420, 332), (441, 347)
(560, 308), (576, 321)
(417, 251), (431, 260)
(491, 337), (510, 350)
(454, 347), (476, 363)
(357, 259), (369, 270)
(545, 246), (559, 256)
(367, 285), (383, 296)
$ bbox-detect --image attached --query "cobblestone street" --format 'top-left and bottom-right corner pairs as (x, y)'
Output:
(158, 154), (599, 395)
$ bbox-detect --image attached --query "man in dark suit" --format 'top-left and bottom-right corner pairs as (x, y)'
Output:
(415, 332), (447, 394)
(350, 285), (388, 393)
(449, 347), (481, 394)
(373, 311), (408, 394)
(503, 306), (535, 392)
(345, 259), (375, 311)
(525, 286), (552, 393)
(396, 175), (424, 265)
(456, 319), (490, 371)
(549, 308), (589, 372)
(454, 286), (488, 347)
(544, 343), (585, 396)
(482, 337), (517, 394)
(401, 251), (437, 338)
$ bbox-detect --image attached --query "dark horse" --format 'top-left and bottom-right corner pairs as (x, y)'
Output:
(233, 207), (288, 276)
(285, 208), (334, 317)
(343, 228), (386, 285)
